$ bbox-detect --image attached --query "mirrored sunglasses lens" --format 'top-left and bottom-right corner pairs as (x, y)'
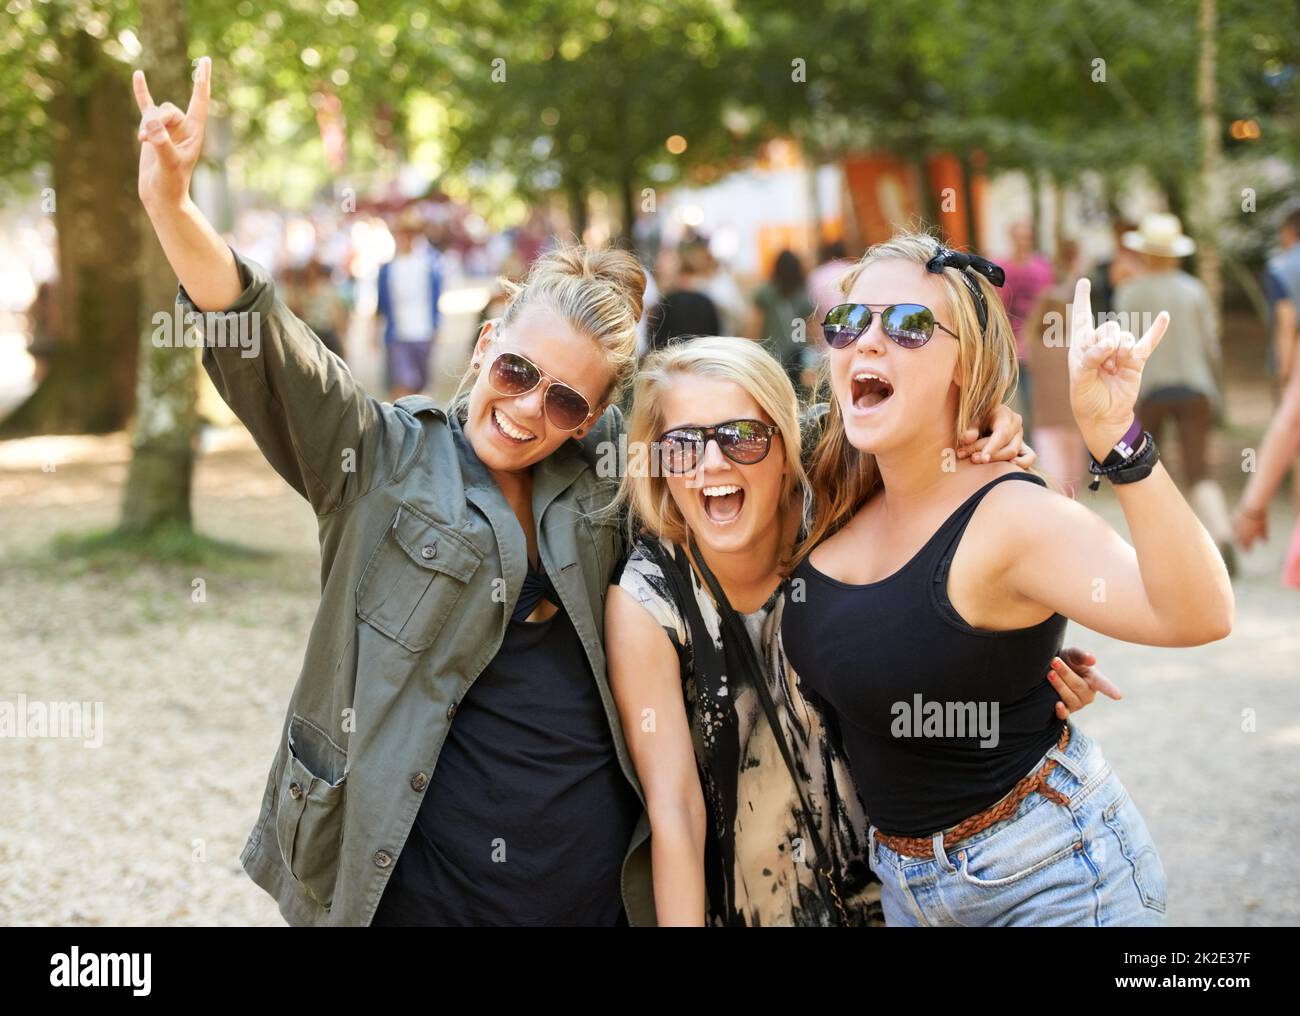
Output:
(823, 305), (870, 348)
(882, 304), (935, 348)
(720, 421), (770, 463)
(658, 434), (699, 473)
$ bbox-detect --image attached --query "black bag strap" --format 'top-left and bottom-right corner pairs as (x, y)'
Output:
(661, 533), (852, 925)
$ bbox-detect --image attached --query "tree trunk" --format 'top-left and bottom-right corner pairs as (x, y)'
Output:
(1194, 0), (1223, 332)
(619, 171), (637, 245)
(0, 30), (140, 437)
(567, 178), (589, 241)
(119, 0), (199, 534)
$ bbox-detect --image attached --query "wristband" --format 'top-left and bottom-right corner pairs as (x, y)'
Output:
(1097, 416), (1143, 469)
(1088, 431), (1158, 491)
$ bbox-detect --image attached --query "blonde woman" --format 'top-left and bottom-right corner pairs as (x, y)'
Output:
(136, 59), (654, 926)
(605, 337), (1112, 926)
(782, 233), (1233, 925)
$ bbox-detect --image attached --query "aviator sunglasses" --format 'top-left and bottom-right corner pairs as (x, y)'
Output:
(485, 350), (594, 431)
(822, 302), (960, 350)
(656, 419), (779, 474)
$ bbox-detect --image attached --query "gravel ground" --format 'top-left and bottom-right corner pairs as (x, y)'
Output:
(1, 301), (1297, 926)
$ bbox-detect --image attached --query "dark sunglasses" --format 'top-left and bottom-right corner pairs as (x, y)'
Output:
(656, 419), (778, 474)
(485, 350), (594, 431)
(822, 302), (960, 350)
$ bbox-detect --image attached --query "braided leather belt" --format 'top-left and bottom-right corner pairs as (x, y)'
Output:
(873, 724), (1072, 860)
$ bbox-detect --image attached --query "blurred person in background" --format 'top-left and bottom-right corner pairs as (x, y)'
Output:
(375, 213), (443, 398)
(648, 243), (720, 352)
(25, 277), (60, 385)
(1233, 322), (1300, 589)
(998, 221), (1056, 433)
(1088, 220), (1141, 318)
(283, 257), (348, 360)
(1236, 200), (1300, 587)
(748, 248), (815, 398)
(684, 239), (747, 337)
(1264, 202), (1300, 389)
(1114, 212), (1234, 576)
(1024, 281), (1087, 496)
(807, 239), (853, 331)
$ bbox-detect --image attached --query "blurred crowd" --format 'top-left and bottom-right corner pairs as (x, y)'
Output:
(16, 197), (1300, 586)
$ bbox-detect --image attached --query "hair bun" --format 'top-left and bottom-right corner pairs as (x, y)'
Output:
(529, 243), (647, 322)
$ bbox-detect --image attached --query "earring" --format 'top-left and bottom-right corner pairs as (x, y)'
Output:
(472, 360), (480, 370)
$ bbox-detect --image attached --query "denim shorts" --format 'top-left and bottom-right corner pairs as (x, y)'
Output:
(867, 721), (1168, 926)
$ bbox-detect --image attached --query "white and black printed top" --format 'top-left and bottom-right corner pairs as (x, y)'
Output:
(615, 534), (884, 927)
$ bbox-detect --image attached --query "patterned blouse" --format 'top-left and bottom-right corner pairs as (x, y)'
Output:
(616, 534), (884, 927)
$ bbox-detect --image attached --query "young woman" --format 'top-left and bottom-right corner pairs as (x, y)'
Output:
(134, 58), (652, 926)
(781, 232), (1234, 926)
(606, 336), (1115, 926)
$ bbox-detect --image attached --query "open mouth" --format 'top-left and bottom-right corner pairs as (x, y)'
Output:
(701, 483), (745, 525)
(492, 406), (538, 444)
(851, 370), (894, 412)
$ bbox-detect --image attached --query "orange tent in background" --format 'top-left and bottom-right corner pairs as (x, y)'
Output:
(841, 151), (986, 251)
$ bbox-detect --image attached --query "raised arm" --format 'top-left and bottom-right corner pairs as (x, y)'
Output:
(1001, 278), (1234, 646)
(133, 57), (416, 513)
(605, 584), (708, 926)
(1235, 334), (1300, 548)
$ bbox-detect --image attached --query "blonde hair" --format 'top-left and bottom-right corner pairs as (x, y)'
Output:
(794, 229), (1020, 564)
(620, 336), (810, 570)
(450, 241), (646, 419)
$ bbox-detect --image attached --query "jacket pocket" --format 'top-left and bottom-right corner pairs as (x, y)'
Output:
(356, 502), (483, 652)
(275, 714), (348, 909)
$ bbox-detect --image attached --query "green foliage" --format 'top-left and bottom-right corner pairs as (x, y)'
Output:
(2, 0), (1296, 218)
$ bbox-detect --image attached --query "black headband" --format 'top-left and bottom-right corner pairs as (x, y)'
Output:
(925, 244), (1006, 332)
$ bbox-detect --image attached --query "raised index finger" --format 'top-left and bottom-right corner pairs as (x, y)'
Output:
(1070, 276), (1093, 345)
(186, 56), (211, 125)
(132, 68), (156, 115)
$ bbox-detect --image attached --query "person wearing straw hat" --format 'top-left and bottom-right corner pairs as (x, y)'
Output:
(1112, 212), (1235, 575)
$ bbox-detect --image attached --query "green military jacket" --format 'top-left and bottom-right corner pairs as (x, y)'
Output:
(181, 248), (655, 926)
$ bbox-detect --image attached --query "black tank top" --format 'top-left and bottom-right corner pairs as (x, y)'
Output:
(781, 472), (1067, 837)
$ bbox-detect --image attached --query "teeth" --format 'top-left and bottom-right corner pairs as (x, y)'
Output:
(702, 484), (741, 496)
(853, 371), (889, 383)
(494, 407), (535, 441)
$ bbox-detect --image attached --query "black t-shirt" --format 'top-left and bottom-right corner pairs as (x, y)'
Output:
(371, 565), (642, 926)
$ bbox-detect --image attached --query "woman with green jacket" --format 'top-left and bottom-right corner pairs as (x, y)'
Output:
(135, 58), (654, 926)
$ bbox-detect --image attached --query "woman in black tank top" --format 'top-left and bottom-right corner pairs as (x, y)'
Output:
(785, 472), (1068, 838)
(782, 232), (1233, 926)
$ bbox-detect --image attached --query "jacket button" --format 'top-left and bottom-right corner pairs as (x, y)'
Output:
(447, 702), (457, 719)
(421, 543), (437, 559)
(373, 850), (394, 868)
(288, 782), (304, 800)
(410, 772), (428, 791)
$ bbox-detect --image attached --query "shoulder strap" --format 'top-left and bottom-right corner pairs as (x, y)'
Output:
(933, 471), (1047, 583)
(684, 533), (850, 925)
